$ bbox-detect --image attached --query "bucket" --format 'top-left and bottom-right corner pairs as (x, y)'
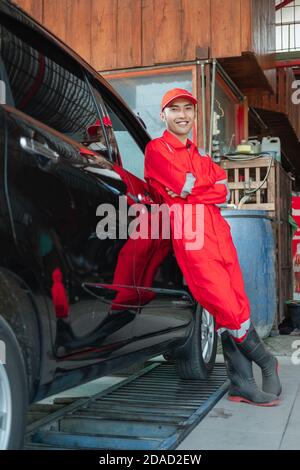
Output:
(286, 301), (300, 329)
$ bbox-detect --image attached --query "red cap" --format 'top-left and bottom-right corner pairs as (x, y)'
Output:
(87, 116), (113, 135)
(103, 116), (113, 128)
(161, 88), (197, 111)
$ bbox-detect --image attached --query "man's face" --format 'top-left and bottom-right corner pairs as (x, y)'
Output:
(161, 98), (195, 139)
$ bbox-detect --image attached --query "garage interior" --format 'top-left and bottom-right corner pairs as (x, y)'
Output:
(9, 0), (300, 451)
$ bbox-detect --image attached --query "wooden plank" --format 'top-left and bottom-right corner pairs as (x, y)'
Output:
(181, 0), (210, 61)
(153, 0), (182, 64)
(221, 157), (279, 212)
(256, 167), (261, 204)
(268, 0), (276, 56)
(234, 188), (239, 206)
(248, 92), (277, 112)
(251, 0), (262, 56)
(43, 0), (67, 43)
(211, 0), (241, 58)
(241, 0), (252, 52)
(238, 203), (275, 210)
(251, 0), (276, 93)
(91, 0), (117, 71)
(142, 0), (154, 65)
(234, 168), (239, 205)
(222, 157), (275, 169)
(243, 98), (249, 140)
(117, 0), (142, 68)
(64, 0), (91, 63)
(218, 53), (275, 94)
(104, 64), (193, 80)
(228, 182), (268, 190)
(267, 157), (276, 205)
(15, 0), (43, 22)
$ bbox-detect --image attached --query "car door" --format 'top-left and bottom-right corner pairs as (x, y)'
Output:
(4, 105), (140, 359)
(89, 83), (195, 341)
(0, 16), (139, 369)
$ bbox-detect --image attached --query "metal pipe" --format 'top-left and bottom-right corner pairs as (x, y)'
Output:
(209, 59), (216, 156)
(201, 63), (207, 153)
(216, 62), (244, 101)
(249, 107), (269, 130)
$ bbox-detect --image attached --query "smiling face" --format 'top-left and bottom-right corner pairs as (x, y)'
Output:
(161, 98), (196, 143)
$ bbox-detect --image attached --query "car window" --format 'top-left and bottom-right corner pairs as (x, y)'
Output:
(0, 20), (109, 154)
(86, 76), (146, 179)
(103, 102), (146, 181)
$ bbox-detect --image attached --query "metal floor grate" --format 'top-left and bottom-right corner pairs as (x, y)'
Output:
(25, 362), (229, 450)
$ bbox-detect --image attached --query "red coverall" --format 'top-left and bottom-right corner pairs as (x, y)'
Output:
(144, 130), (251, 340)
(109, 164), (171, 309)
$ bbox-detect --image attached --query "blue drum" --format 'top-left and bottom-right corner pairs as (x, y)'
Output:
(221, 210), (277, 338)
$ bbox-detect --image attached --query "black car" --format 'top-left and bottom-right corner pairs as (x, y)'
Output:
(0, 0), (217, 449)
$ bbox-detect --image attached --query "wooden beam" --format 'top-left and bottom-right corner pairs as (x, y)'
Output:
(276, 51), (300, 61)
(275, 59), (300, 67)
(275, 0), (294, 10)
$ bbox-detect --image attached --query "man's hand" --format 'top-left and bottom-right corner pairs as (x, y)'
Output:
(165, 187), (187, 198)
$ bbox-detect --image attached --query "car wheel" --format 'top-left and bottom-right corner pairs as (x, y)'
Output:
(0, 316), (28, 449)
(175, 304), (217, 380)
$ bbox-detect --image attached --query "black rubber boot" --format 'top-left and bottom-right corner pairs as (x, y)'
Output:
(221, 331), (279, 406)
(236, 323), (282, 397)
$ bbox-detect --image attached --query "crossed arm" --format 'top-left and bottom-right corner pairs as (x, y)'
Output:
(144, 144), (230, 205)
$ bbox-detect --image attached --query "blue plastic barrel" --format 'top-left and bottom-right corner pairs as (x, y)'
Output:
(221, 210), (276, 338)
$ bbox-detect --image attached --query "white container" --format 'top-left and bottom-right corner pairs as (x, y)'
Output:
(248, 139), (261, 154)
(261, 136), (281, 162)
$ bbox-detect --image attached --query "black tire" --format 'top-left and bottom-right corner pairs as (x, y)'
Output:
(0, 269), (40, 402)
(175, 304), (217, 380)
(0, 315), (28, 449)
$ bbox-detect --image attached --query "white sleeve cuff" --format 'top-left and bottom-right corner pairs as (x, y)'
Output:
(181, 172), (196, 197)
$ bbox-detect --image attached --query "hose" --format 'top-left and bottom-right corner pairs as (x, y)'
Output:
(223, 152), (274, 209)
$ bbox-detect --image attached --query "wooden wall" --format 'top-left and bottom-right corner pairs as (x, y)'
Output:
(251, 0), (276, 93)
(15, 0), (43, 22)
(15, 0), (275, 72)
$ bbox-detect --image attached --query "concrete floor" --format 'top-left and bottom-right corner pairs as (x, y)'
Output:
(38, 334), (300, 450)
(178, 334), (300, 450)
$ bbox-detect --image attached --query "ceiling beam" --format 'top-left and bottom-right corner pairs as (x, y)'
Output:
(276, 51), (300, 61)
(275, 59), (300, 67)
(276, 0), (295, 10)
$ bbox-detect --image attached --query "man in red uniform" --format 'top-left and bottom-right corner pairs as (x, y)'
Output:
(144, 88), (281, 406)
